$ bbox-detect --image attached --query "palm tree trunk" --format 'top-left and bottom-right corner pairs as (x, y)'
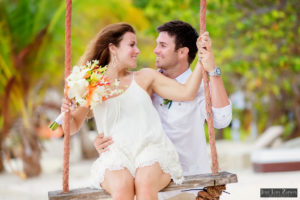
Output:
(21, 128), (42, 177)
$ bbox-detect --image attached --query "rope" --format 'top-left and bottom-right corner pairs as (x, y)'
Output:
(62, 0), (72, 193)
(200, 0), (219, 175)
(196, 185), (226, 200)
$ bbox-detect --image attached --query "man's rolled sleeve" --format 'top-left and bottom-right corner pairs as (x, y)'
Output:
(197, 83), (232, 129)
(211, 101), (232, 129)
(200, 99), (232, 129)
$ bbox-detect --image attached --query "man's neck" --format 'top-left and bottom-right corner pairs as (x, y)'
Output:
(161, 64), (189, 79)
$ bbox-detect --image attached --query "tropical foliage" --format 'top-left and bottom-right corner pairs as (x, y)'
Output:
(133, 0), (300, 139)
(0, 0), (67, 175)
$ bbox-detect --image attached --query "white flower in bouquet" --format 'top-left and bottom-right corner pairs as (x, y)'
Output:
(90, 86), (107, 109)
(49, 60), (124, 131)
(67, 79), (89, 104)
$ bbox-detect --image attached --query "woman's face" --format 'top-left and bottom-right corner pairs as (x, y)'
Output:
(115, 32), (140, 69)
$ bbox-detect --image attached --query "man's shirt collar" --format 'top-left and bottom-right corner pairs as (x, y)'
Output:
(175, 68), (192, 83)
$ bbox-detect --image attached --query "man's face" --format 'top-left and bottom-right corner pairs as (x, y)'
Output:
(154, 32), (179, 69)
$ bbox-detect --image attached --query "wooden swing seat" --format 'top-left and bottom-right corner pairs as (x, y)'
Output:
(48, 171), (237, 200)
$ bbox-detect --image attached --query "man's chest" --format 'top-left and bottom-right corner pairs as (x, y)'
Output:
(152, 94), (200, 123)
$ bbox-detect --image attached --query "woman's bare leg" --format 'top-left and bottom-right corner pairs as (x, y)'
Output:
(101, 168), (135, 200)
(135, 162), (171, 200)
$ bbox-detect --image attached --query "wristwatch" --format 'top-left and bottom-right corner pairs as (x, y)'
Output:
(208, 67), (221, 76)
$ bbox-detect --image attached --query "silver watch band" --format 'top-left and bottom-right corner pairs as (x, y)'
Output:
(208, 67), (221, 76)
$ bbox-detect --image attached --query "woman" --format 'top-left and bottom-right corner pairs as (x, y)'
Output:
(61, 23), (203, 200)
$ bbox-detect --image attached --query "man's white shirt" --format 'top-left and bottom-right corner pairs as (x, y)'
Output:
(152, 68), (232, 176)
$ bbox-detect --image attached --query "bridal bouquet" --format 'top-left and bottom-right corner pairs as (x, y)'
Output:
(49, 60), (123, 131)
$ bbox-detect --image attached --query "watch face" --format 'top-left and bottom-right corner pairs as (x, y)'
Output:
(216, 68), (221, 75)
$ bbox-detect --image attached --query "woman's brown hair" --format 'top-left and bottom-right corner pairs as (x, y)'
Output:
(78, 23), (135, 67)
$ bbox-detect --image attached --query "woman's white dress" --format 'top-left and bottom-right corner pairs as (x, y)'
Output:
(90, 74), (183, 188)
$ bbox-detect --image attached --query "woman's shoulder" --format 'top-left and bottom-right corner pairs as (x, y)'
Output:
(136, 67), (159, 77)
(135, 68), (158, 88)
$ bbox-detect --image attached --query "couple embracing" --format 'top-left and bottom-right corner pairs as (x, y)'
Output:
(61, 20), (232, 200)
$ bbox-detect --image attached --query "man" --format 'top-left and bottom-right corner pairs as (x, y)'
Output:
(94, 20), (232, 199)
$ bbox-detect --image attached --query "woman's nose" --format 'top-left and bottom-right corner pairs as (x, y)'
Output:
(136, 47), (140, 54)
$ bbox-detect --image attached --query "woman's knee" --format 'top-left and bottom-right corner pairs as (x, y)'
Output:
(135, 170), (158, 196)
(135, 163), (171, 191)
(113, 180), (134, 194)
(107, 180), (135, 200)
(101, 169), (135, 199)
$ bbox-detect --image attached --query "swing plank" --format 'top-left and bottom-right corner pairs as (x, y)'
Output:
(48, 171), (237, 200)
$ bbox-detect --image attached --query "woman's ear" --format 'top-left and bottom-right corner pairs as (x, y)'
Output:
(108, 43), (117, 55)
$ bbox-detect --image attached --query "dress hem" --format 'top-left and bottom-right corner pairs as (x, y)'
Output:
(90, 160), (183, 189)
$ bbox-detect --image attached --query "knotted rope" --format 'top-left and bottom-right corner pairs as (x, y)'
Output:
(62, 0), (72, 193)
(200, 0), (219, 175)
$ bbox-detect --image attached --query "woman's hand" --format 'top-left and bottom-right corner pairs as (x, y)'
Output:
(61, 98), (76, 113)
(60, 98), (88, 135)
(61, 98), (71, 113)
(197, 32), (216, 72)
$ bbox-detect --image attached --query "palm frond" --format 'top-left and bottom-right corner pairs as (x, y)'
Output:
(1, 0), (62, 52)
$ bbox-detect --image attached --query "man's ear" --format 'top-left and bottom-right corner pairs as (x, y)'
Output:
(178, 47), (189, 59)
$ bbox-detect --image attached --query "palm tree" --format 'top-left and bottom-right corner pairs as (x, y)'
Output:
(0, 0), (153, 176)
(0, 0), (65, 176)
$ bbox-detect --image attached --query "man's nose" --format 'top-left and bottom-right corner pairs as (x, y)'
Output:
(154, 47), (159, 54)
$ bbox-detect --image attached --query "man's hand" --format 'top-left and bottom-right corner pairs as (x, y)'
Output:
(94, 133), (113, 155)
(196, 32), (216, 72)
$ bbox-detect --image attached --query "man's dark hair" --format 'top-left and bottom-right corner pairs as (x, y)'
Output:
(157, 20), (199, 64)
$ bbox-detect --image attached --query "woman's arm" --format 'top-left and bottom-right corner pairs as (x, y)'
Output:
(61, 98), (90, 135)
(149, 62), (203, 101)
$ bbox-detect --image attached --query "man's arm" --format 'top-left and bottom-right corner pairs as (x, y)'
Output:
(197, 32), (230, 108)
(94, 133), (113, 155)
(210, 77), (230, 108)
(197, 32), (232, 128)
